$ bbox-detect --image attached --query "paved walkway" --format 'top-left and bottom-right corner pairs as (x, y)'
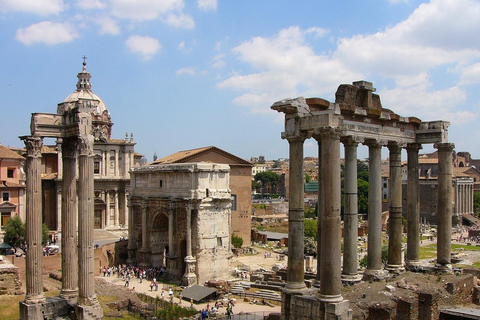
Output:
(97, 275), (281, 317)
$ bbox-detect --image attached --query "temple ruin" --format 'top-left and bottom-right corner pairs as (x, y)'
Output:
(19, 61), (103, 319)
(272, 81), (454, 320)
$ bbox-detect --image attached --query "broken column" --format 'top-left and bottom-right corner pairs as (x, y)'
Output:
(436, 142), (454, 271)
(387, 142), (404, 273)
(183, 206), (197, 286)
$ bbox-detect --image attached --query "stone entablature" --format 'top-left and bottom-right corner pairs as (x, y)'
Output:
(128, 163), (232, 286)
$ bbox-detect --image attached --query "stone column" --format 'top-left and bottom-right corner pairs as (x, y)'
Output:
(314, 137), (323, 287)
(126, 200), (136, 265)
(436, 142), (454, 271)
(60, 138), (78, 300)
(114, 190), (119, 228)
(56, 186), (62, 231)
(77, 134), (101, 310)
(319, 129), (343, 302)
(342, 137), (360, 281)
(183, 207), (197, 286)
(56, 138), (63, 180)
(285, 136), (307, 292)
(105, 190), (110, 228)
(387, 142), (404, 272)
(364, 139), (384, 279)
(124, 191), (129, 228)
(139, 199), (151, 266)
(22, 136), (45, 304)
(406, 143), (422, 268)
(115, 149), (119, 176)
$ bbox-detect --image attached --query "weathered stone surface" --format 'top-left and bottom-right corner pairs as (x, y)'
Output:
(418, 291), (439, 320)
(367, 303), (394, 319)
(0, 262), (23, 295)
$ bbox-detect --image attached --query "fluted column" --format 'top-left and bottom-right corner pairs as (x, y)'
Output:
(319, 129), (342, 302)
(387, 142), (404, 272)
(124, 191), (129, 228)
(314, 137), (323, 287)
(56, 186), (62, 231)
(127, 200), (136, 265)
(436, 142), (454, 271)
(168, 206), (175, 257)
(77, 134), (99, 307)
(182, 206), (197, 286)
(364, 139), (384, 279)
(22, 136), (45, 304)
(139, 199), (151, 266)
(285, 136), (307, 292)
(60, 138), (78, 300)
(105, 190), (110, 228)
(406, 143), (422, 268)
(114, 190), (119, 227)
(342, 137), (360, 280)
(115, 150), (119, 176)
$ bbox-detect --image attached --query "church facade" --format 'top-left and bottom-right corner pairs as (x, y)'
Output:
(40, 63), (142, 231)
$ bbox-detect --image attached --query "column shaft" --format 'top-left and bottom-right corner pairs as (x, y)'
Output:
(186, 209), (192, 257)
(105, 191), (110, 228)
(406, 144), (421, 267)
(77, 134), (98, 306)
(365, 140), (383, 277)
(387, 142), (404, 271)
(127, 201), (136, 265)
(316, 138), (323, 284)
(23, 136), (45, 303)
(342, 138), (359, 277)
(436, 143), (454, 269)
(60, 139), (78, 299)
(319, 131), (342, 301)
(286, 138), (306, 291)
(114, 191), (119, 227)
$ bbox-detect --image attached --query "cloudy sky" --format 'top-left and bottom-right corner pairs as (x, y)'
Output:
(1, 0), (480, 161)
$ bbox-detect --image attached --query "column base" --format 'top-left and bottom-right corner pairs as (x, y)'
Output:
(434, 263), (452, 273)
(405, 259), (421, 270)
(322, 299), (352, 320)
(182, 256), (197, 287)
(318, 293), (343, 303)
(59, 289), (78, 303)
(341, 274), (362, 283)
(362, 268), (388, 281)
(284, 281), (308, 294)
(25, 293), (46, 304)
(20, 296), (74, 320)
(385, 264), (405, 274)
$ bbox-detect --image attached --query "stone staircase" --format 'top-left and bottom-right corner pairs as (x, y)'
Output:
(251, 289), (281, 301)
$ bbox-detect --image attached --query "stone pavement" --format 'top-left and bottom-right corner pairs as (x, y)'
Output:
(96, 275), (281, 317)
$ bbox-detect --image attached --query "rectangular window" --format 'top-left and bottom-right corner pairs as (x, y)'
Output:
(94, 162), (100, 174)
(7, 168), (14, 178)
(2, 192), (9, 202)
(232, 194), (237, 211)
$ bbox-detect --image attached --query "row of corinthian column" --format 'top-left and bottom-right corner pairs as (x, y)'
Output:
(285, 131), (455, 301)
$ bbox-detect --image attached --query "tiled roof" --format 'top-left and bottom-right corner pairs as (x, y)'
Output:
(418, 158), (438, 164)
(41, 145), (58, 154)
(0, 181), (25, 188)
(0, 145), (25, 160)
(150, 146), (251, 166)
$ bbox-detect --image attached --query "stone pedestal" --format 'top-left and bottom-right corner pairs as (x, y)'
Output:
(182, 256), (197, 286)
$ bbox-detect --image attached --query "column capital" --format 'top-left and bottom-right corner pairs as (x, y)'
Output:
(313, 126), (342, 140)
(407, 143), (423, 152)
(21, 136), (43, 158)
(435, 142), (455, 151)
(364, 138), (387, 148)
(341, 135), (362, 147)
(284, 131), (310, 142)
(78, 134), (94, 156)
(62, 138), (78, 159)
(387, 141), (405, 153)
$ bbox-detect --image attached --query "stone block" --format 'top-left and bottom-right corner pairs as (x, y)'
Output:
(473, 286), (480, 305)
(396, 298), (413, 320)
(418, 291), (439, 320)
(367, 303), (394, 320)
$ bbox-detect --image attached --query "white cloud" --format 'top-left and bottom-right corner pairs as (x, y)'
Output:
(16, 21), (79, 45)
(77, 0), (106, 10)
(0, 0), (64, 15)
(176, 67), (195, 75)
(305, 27), (329, 38)
(125, 35), (161, 61)
(110, 0), (185, 21)
(197, 0), (217, 11)
(211, 53), (225, 68)
(163, 12), (195, 29)
(97, 15), (121, 35)
(459, 63), (480, 85)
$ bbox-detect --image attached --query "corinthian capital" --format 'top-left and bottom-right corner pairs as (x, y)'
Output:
(22, 136), (43, 158)
(78, 134), (94, 156)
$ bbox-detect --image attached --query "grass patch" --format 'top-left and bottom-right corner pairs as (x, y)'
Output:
(0, 295), (23, 320)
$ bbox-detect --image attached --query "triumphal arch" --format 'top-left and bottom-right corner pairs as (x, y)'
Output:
(19, 61), (103, 319)
(127, 162), (232, 286)
(272, 81), (454, 320)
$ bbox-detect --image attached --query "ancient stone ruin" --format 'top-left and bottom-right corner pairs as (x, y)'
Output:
(19, 61), (103, 319)
(272, 81), (454, 320)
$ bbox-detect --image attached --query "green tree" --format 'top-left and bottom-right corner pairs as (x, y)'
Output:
(254, 172), (280, 188)
(3, 216), (26, 253)
(231, 234), (244, 248)
(359, 246), (388, 268)
(3, 216), (49, 253)
(304, 219), (317, 238)
(304, 236), (317, 257)
(474, 192), (480, 216)
(305, 173), (311, 183)
(357, 178), (369, 214)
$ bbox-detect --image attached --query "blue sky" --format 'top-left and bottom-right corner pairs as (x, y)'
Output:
(1, 0), (480, 162)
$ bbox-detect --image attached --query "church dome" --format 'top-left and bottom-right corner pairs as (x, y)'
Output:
(63, 60), (109, 116)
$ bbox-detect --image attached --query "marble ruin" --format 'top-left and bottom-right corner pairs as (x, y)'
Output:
(128, 162), (232, 286)
(19, 61), (103, 319)
(272, 81), (454, 320)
